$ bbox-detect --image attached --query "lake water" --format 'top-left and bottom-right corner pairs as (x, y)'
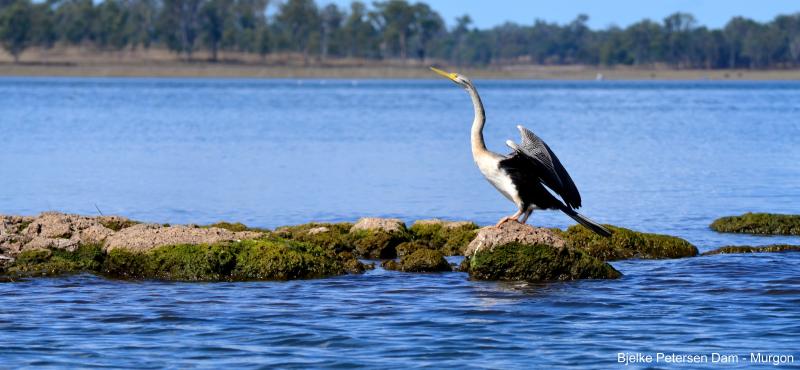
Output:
(1, 77), (799, 368)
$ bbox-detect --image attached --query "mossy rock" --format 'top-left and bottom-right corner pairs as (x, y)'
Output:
(6, 244), (105, 277)
(204, 221), (266, 233)
(409, 221), (478, 256)
(710, 213), (800, 235)
(466, 243), (621, 281)
(98, 219), (139, 232)
(564, 225), (697, 261)
(382, 248), (451, 272)
(349, 229), (409, 259)
(4, 238), (364, 281)
(102, 238), (361, 281)
(274, 222), (355, 254)
(395, 240), (432, 257)
(702, 244), (800, 256)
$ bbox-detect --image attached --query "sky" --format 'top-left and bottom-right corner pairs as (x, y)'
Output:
(319, 0), (800, 29)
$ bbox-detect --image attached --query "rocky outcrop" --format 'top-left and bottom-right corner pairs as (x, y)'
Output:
(409, 219), (478, 256)
(464, 222), (566, 256)
(351, 217), (405, 233)
(0, 212), (135, 256)
(702, 244), (800, 256)
(710, 213), (800, 235)
(382, 248), (451, 272)
(563, 224), (698, 261)
(462, 222), (620, 282)
(104, 223), (263, 252)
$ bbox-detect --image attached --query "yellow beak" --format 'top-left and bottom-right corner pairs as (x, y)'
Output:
(430, 66), (457, 81)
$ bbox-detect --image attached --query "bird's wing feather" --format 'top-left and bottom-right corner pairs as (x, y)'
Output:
(513, 125), (582, 209)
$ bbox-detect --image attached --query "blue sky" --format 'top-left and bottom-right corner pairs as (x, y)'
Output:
(318, 0), (800, 29)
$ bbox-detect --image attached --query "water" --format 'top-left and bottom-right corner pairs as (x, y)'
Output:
(1, 77), (799, 368)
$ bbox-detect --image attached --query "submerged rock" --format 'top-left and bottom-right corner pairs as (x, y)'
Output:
(466, 242), (621, 281)
(462, 222), (620, 281)
(6, 238), (363, 281)
(464, 222), (566, 256)
(382, 248), (451, 272)
(104, 224), (264, 252)
(563, 224), (697, 261)
(710, 213), (800, 235)
(702, 245), (800, 256)
(409, 219), (478, 256)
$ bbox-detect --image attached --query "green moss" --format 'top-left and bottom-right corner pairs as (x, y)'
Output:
(3, 237), (364, 281)
(99, 219), (139, 232)
(383, 248), (451, 272)
(16, 220), (32, 233)
(204, 221), (266, 233)
(396, 240), (431, 257)
(409, 222), (479, 256)
(710, 213), (800, 235)
(564, 224), (697, 261)
(467, 243), (621, 281)
(7, 244), (105, 277)
(702, 244), (800, 256)
(101, 238), (360, 281)
(349, 229), (408, 259)
(276, 222), (355, 253)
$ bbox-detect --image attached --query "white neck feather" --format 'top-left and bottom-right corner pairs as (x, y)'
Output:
(466, 83), (489, 159)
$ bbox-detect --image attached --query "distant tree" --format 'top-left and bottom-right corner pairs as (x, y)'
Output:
(371, 0), (415, 59)
(54, 0), (94, 45)
(0, 0), (33, 63)
(275, 0), (319, 63)
(127, 0), (159, 50)
(319, 3), (343, 60)
(160, 0), (203, 60)
(31, 1), (57, 49)
(409, 2), (442, 61)
(201, 0), (231, 61)
(93, 0), (133, 50)
(342, 1), (376, 58)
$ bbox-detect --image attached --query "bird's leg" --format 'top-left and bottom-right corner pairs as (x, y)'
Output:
(519, 208), (534, 224)
(496, 209), (524, 227)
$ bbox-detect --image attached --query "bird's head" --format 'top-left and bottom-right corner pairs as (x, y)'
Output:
(430, 66), (473, 89)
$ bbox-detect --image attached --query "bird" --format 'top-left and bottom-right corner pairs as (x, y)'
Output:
(430, 66), (611, 237)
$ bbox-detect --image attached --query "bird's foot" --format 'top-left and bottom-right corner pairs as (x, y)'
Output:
(495, 217), (520, 227)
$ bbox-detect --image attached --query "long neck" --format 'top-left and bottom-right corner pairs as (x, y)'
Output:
(466, 83), (488, 158)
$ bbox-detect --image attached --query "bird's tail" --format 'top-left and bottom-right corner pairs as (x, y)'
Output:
(559, 206), (612, 237)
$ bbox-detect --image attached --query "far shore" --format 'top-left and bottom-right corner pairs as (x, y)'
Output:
(3, 62), (800, 80)
(3, 48), (800, 80)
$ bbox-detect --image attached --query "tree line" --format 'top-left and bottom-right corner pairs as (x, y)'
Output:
(1, 0), (800, 68)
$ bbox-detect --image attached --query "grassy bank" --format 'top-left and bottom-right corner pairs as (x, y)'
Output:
(3, 47), (800, 80)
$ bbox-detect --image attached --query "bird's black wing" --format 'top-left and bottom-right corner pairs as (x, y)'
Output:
(512, 125), (582, 209)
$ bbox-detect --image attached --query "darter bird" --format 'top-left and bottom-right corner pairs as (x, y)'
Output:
(431, 67), (611, 237)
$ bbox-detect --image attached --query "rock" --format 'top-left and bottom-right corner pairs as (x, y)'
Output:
(702, 245), (800, 256)
(24, 236), (79, 251)
(396, 240), (432, 257)
(0, 215), (34, 235)
(466, 242), (622, 281)
(563, 224), (697, 260)
(382, 248), (451, 272)
(307, 226), (330, 235)
(350, 217), (406, 234)
(464, 222), (566, 256)
(409, 219), (478, 256)
(204, 221), (262, 233)
(275, 222), (355, 254)
(79, 225), (116, 245)
(104, 223), (263, 252)
(710, 213), (800, 235)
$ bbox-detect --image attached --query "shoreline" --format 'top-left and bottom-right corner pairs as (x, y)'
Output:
(3, 63), (800, 80)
